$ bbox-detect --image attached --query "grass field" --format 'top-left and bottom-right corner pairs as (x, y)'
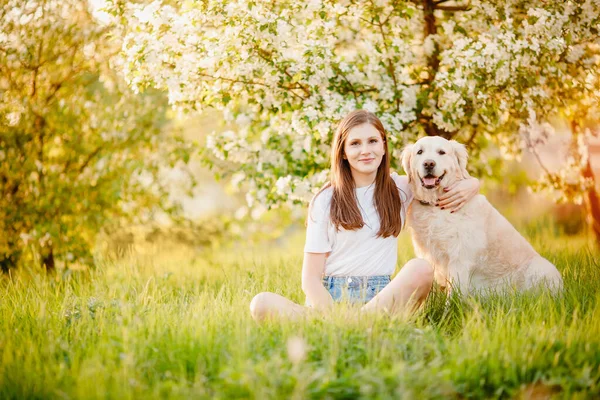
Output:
(1, 219), (599, 399)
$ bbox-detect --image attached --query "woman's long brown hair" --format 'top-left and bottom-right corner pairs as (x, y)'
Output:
(312, 110), (403, 238)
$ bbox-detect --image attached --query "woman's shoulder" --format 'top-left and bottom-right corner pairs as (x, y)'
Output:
(309, 186), (333, 216)
(390, 171), (412, 202)
(311, 186), (333, 207)
(390, 171), (409, 188)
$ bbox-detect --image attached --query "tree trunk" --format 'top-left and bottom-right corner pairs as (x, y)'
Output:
(0, 251), (21, 273)
(422, 0), (441, 137)
(42, 246), (55, 272)
(421, 0), (456, 139)
(423, 0), (439, 73)
(582, 158), (600, 248)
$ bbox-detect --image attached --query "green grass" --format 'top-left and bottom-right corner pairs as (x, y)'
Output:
(1, 225), (599, 399)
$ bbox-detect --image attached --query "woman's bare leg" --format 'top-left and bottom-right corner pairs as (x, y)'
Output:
(250, 259), (433, 321)
(249, 292), (311, 322)
(361, 258), (434, 315)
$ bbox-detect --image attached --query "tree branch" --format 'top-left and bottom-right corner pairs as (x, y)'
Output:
(45, 46), (84, 104)
(435, 5), (470, 11)
(380, 6), (397, 26)
(30, 34), (44, 97)
(214, 73), (304, 101)
(282, 69), (311, 98)
(359, 17), (377, 26)
(255, 49), (311, 99)
(77, 147), (103, 174)
(375, 15), (401, 112)
(464, 128), (478, 148)
(332, 67), (379, 102)
(34, 114), (47, 198)
(336, 69), (358, 102)
(444, 130), (459, 140)
(198, 72), (269, 88)
(582, 156), (600, 245)
(523, 128), (553, 177)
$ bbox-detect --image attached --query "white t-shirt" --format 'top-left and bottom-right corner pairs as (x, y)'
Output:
(304, 172), (413, 277)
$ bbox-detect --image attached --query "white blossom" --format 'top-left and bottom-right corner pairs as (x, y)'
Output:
(275, 176), (292, 196)
(110, 0), (600, 211)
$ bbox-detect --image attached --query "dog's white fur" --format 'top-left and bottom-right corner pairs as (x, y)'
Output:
(401, 136), (562, 295)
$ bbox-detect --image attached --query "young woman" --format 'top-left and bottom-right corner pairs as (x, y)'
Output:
(249, 110), (480, 321)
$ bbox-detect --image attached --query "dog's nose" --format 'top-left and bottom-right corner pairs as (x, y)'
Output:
(423, 159), (436, 171)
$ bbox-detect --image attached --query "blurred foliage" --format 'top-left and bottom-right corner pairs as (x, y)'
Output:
(97, 205), (300, 263)
(0, 0), (194, 271)
(483, 161), (587, 238)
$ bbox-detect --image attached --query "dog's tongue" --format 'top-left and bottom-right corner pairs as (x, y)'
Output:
(423, 177), (437, 186)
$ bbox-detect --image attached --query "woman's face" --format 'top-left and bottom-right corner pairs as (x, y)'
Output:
(343, 123), (385, 182)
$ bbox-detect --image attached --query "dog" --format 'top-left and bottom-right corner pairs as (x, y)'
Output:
(401, 136), (563, 295)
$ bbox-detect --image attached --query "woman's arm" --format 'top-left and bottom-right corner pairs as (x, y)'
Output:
(301, 252), (334, 310)
(436, 177), (480, 213)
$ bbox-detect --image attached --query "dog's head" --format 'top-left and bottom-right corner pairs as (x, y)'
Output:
(401, 136), (470, 202)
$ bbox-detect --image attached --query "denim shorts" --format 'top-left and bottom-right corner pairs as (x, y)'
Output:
(306, 275), (391, 306)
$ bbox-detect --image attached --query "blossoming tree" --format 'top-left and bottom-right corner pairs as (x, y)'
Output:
(0, 0), (194, 271)
(112, 0), (600, 244)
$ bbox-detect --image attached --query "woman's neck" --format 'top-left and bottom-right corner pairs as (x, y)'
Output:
(352, 171), (377, 188)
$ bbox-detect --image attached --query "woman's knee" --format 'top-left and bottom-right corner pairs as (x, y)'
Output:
(249, 292), (272, 321)
(403, 258), (434, 289)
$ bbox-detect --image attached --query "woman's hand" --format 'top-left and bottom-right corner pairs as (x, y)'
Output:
(436, 177), (480, 213)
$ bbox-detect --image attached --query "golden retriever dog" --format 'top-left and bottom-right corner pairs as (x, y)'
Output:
(401, 136), (562, 295)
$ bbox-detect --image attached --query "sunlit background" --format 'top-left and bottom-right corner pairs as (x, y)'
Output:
(2, 1), (600, 399)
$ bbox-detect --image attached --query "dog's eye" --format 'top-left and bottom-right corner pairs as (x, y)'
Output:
(417, 149), (423, 155)
(438, 150), (446, 155)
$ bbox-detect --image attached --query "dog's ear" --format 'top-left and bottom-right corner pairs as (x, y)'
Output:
(401, 144), (414, 183)
(450, 140), (470, 179)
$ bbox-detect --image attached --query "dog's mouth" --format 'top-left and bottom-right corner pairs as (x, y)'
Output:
(419, 172), (446, 189)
